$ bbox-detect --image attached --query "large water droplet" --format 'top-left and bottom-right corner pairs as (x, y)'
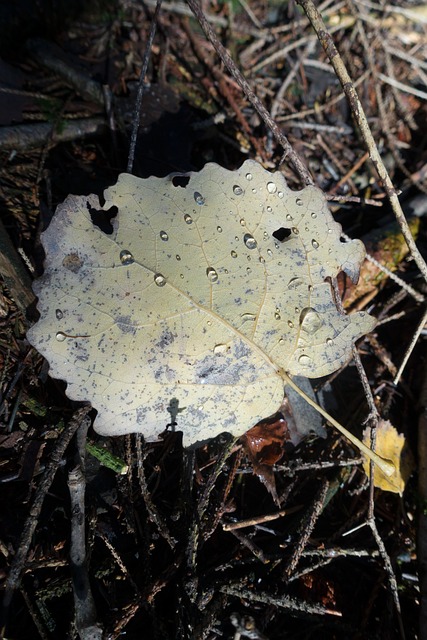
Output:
(326, 337), (334, 346)
(154, 273), (166, 287)
(233, 185), (243, 196)
(55, 309), (63, 320)
(160, 230), (169, 241)
(213, 343), (227, 354)
(300, 307), (322, 334)
(231, 250), (237, 258)
(296, 197), (303, 206)
(243, 233), (257, 250)
(56, 332), (67, 342)
(245, 172), (253, 181)
(288, 277), (304, 289)
(206, 267), (218, 283)
(184, 213), (193, 224)
(194, 191), (205, 205)
(311, 239), (319, 249)
(120, 249), (134, 265)
(311, 212), (317, 219)
(298, 354), (312, 367)
(267, 181), (277, 194)
(217, 225), (223, 233)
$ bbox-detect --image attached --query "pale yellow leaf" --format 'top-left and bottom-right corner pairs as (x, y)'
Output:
(27, 160), (375, 445)
(362, 420), (414, 494)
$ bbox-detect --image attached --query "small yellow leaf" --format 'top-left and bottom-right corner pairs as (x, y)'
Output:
(362, 420), (413, 494)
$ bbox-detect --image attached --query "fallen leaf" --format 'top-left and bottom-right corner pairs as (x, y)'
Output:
(27, 160), (375, 446)
(362, 420), (414, 494)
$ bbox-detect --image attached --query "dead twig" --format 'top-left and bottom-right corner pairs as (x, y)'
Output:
(185, 0), (314, 186)
(0, 406), (92, 639)
(296, 0), (427, 283)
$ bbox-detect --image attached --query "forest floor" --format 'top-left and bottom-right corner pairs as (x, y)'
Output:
(0, 0), (426, 638)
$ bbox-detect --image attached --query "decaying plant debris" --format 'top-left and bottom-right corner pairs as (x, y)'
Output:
(0, 0), (426, 638)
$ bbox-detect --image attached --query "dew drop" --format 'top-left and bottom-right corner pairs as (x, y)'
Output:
(311, 212), (317, 219)
(224, 268), (229, 274)
(312, 239), (319, 249)
(184, 213), (193, 224)
(279, 338), (285, 344)
(206, 267), (219, 282)
(326, 337), (334, 346)
(286, 213), (293, 221)
(245, 172), (253, 181)
(288, 320), (294, 328)
(207, 320), (212, 326)
(55, 309), (63, 320)
(243, 233), (257, 250)
(160, 230), (169, 241)
(180, 274), (184, 279)
(288, 277), (304, 289)
(266, 206), (272, 213)
(120, 249), (134, 265)
(300, 307), (322, 334)
(267, 181), (277, 194)
(246, 266), (252, 274)
(56, 332), (67, 342)
(267, 248), (273, 257)
(235, 235), (239, 242)
(233, 185), (243, 196)
(240, 218), (246, 226)
(252, 188), (257, 194)
(259, 256), (265, 264)
(274, 243), (280, 250)
(213, 343), (227, 354)
(292, 227), (299, 235)
(263, 231), (269, 240)
(298, 354), (312, 367)
(296, 197), (303, 206)
(217, 225), (223, 233)
(231, 250), (237, 258)
(241, 312), (256, 322)
(278, 191), (284, 199)
(176, 254), (181, 261)
(154, 273), (166, 287)
(194, 191), (205, 205)
(274, 309), (281, 320)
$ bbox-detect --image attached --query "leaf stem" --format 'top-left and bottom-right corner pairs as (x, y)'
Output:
(281, 371), (395, 478)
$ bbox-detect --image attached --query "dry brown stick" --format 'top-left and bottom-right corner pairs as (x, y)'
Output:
(0, 406), (92, 639)
(418, 350), (427, 639)
(0, 118), (106, 152)
(185, 0), (314, 186)
(296, 0), (427, 283)
(68, 421), (102, 639)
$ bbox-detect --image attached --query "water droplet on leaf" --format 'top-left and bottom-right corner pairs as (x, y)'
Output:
(296, 198), (303, 206)
(311, 239), (319, 249)
(233, 185), (243, 196)
(206, 267), (219, 282)
(300, 307), (322, 334)
(154, 273), (166, 287)
(160, 230), (169, 241)
(56, 332), (67, 342)
(245, 172), (253, 181)
(55, 309), (63, 320)
(120, 249), (134, 265)
(298, 354), (312, 366)
(288, 277), (304, 289)
(184, 213), (193, 224)
(231, 250), (237, 258)
(194, 192), (205, 205)
(243, 234), (257, 250)
(213, 343), (227, 354)
(267, 181), (277, 194)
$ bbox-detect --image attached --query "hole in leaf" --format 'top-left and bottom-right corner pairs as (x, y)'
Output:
(87, 204), (118, 235)
(172, 175), (190, 188)
(272, 227), (292, 242)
